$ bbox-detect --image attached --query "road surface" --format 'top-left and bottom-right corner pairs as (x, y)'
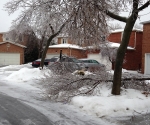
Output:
(115, 114), (150, 125)
(0, 93), (53, 125)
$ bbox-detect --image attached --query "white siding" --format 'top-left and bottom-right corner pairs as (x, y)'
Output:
(46, 54), (60, 59)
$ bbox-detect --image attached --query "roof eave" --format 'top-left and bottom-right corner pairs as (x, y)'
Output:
(0, 41), (27, 48)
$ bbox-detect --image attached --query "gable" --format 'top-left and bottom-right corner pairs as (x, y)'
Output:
(0, 42), (25, 53)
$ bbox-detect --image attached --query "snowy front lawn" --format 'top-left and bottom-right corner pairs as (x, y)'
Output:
(1, 64), (150, 119)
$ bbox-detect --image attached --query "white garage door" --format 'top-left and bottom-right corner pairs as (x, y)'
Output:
(46, 54), (60, 59)
(0, 53), (20, 65)
(87, 53), (111, 70)
(145, 53), (150, 75)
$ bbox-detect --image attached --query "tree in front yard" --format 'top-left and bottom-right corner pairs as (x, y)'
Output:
(104, 0), (150, 95)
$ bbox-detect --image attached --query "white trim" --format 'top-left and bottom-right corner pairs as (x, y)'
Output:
(141, 20), (150, 24)
(111, 28), (143, 33)
(145, 53), (150, 75)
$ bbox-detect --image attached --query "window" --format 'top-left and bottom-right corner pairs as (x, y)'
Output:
(61, 38), (68, 44)
(6, 37), (9, 40)
(92, 60), (99, 64)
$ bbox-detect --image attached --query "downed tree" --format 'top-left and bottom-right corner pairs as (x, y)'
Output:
(42, 63), (150, 102)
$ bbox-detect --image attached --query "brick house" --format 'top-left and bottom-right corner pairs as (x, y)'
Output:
(46, 37), (87, 59)
(141, 21), (150, 74)
(84, 28), (143, 70)
(0, 32), (26, 65)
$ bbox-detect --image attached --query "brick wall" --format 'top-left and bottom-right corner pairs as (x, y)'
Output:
(47, 48), (87, 59)
(0, 42), (25, 64)
(108, 31), (143, 70)
(142, 23), (150, 73)
(108, 32), (122, 43)
(0, 33), (3, 42)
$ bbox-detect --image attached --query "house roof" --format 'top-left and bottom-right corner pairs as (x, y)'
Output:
(49, 44), (85, 50)
(141, 20), (150, 24)
(111, 28), (143, 33)
(106, 42), (134, 50)
(86, 41), (134, 50)
(0, 41), (27, 48)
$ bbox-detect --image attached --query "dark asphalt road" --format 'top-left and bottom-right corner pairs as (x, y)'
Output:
(0, 93), (53, 125)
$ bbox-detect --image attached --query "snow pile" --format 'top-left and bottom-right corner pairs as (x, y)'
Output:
(71, 84), (150, 118)
(0, 64), (32, 71)
(6, 67), (51, 82)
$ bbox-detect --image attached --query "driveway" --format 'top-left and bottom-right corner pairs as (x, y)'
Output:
(0, 93), (53, 125)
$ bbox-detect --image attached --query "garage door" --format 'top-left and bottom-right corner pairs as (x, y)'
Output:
(0, 53), (20, 65)
(145, 53), (150, 74)
(46, 54), (60, 59)
(88, 53), (111, 70)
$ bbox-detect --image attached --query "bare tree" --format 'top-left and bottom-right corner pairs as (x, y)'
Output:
(5, 0), (150, 95)
(104, 1), (150, 95)
(5, 0), (73, 68)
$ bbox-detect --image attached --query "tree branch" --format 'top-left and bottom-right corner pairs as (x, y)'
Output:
(106, 10), (127, 23)
(49, 24), (55, 34)
(138, 1), (150, 11)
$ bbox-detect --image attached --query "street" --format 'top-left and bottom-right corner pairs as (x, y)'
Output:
(110, 113), (150, 125)
(0, 93), (53, 125)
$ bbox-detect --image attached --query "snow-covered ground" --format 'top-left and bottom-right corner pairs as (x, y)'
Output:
(0, 64), (150, 125)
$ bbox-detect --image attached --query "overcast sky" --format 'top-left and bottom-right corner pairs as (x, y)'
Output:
(0, 1), (150, 32)
(0, 0), (20, 32)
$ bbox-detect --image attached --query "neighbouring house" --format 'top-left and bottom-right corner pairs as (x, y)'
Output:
(0, 32), (26, 65)
(141, 20), (150, 74)
(46, 43), (87, 59)
(85, 28), (143, 71)
(46, 37), (87, 59)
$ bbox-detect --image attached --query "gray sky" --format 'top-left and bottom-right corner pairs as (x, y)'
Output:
(0, 0), (19, 32)
(0, 1), (150, 32)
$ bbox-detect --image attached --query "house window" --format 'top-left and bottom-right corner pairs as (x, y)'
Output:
(61, 38), (68, 44)
(6, 37), (9, 40)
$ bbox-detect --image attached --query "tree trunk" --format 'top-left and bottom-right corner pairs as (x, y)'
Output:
(40, 35), (54, 68)
(111, 15), (137, 95)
